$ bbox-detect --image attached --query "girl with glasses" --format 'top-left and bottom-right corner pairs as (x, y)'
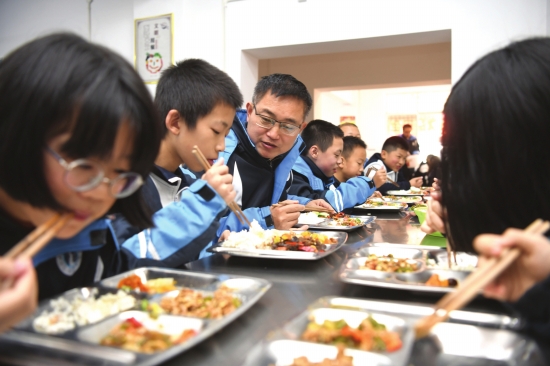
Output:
(0, 32), (162, 326)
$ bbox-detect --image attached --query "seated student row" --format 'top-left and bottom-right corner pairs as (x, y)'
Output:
(0, 32), (382, 331)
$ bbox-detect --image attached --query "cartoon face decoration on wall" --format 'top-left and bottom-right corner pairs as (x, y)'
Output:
(145, 52), (163, 74)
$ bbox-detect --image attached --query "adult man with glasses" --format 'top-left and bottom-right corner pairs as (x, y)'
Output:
(214, 73), (333, 240)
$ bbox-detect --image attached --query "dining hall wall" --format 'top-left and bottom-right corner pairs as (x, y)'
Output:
(0, 0), (226, 96)
(257, 42), (452, 114)
(226, 0), (549, 103)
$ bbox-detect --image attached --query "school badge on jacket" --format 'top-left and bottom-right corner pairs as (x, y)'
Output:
(56, 252), (82, 276)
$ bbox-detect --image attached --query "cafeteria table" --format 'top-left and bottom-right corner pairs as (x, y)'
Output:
(0, 212), (539, 365)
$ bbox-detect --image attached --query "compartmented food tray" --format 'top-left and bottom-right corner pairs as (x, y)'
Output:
(211, 231), (348, 260)
(341, 245), (477, 293)
(354, 202), (407, 212)
(243, 297), (544, 366)
(297, 215), (376, 231)
(386, 190), (426, 196)
(243, 298), (414, 366)
(2, 268), (271, 366)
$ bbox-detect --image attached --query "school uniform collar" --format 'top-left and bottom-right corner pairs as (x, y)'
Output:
(301, 155), (334, 187)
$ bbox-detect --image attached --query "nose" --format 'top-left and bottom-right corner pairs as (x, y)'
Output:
(80, 177), (113, 200)
(216, 136), (225, 153)
(265, 123), (281, 139)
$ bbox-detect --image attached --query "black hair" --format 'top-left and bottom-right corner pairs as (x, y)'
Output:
(301, 119), (344, 154)
(402, 124), (412, 130)
(342, 136), (367, 159)
(252, 73), (312, 120)
(0, 33), (162, 229)
(441, 37), (550, 252)
(155, 59), (243, 133)
(381, 136), (409, 153)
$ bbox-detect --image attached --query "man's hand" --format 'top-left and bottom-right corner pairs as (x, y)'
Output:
(270, 200), (305, 230)
(305, 199), (335, 213)
(372, 167), (387, 188)
(409, 177), (423, 188)
(201, 158), (236, 205)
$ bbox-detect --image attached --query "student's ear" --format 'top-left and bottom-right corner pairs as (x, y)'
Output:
(309, 145), (319, 159)
(337, 157), (345, 168)
(381, 150), (388, 160)
(165, 109), (182, 135)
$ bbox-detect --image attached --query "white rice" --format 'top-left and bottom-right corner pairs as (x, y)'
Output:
(33, 289), (136, 334)
(298, 212), (327, 225)
(221, 220), (282, 250)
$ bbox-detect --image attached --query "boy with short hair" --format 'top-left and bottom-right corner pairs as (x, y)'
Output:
(113, 58), (243, 265)
(288, 120), (386, 212)
(334, 136), (367, 183)
(364, 136), (423, 195)
(339, 122), (361, 138)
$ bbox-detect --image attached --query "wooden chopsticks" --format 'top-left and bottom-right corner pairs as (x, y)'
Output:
(271, 202), (335, 214)
(5, 213), (73, 259)
(1, 213), (72, 291)
(191, 146), (252, 227)
(414, 219), (550, 339)
(366, 166), (399, 187)
(300, 206), (335, 214)
(385, 176), (401, 188)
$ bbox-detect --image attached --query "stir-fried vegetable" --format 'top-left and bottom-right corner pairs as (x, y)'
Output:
(301, 318), (402, 352)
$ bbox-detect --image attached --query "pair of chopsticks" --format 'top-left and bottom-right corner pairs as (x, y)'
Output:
(271, 201), (335, 214)
(414, 219), (550, 339)
(366, 166), (400, 187)
(191, 146), (251, 227)
(1, 213), (73, 291)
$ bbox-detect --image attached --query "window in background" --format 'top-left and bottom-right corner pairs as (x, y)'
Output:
(315, 84), (450, 160)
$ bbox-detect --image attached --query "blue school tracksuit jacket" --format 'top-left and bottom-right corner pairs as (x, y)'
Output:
(0, 167), (227, 300)
(289, 155), (376, 212)
(202, 110), (310, 251)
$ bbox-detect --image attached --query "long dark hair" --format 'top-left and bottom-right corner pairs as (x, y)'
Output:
(441, 37), (550, 252)
(0, 33), (162, 229)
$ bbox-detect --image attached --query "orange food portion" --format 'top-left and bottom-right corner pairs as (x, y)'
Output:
(425, 274), (458, 287)
(118, 274), (148, 292)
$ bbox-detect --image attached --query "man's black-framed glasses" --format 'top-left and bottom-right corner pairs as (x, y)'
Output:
(253, 105), (302, 136)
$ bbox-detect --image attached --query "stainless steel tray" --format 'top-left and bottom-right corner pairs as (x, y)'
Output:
(342, 245), (476, 293)
(354, 202), (407, 212)
(243, 298), (413, 366)
(211, 231), (348, 260)
(243, 297), (544, 366)
(298, 215), (376, 231)
(2, 267), (271, 366)
(386, 190), (426, 196)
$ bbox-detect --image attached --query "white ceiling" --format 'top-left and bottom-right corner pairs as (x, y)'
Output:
(243, 29), (451, 60)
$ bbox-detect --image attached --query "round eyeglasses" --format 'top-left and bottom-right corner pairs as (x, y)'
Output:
(47, 147), (144, 198)
(253, 105), (302, 136)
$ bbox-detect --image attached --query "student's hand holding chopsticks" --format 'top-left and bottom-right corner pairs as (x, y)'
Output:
(0, 257), (38, 333)
(474, 229), (550, 302)
(270, 200), (305, 230)
(372, 167), (387, 188)
(201, 158), (236, 205)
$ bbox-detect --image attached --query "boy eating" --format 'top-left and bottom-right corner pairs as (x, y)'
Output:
(289, 120), (386, 212)
(334, 136), (368, 183)
(364, 136), (423, 195)
(113, 59), (242, 265)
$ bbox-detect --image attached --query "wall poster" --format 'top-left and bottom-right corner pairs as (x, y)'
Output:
(134, 13), (173, 84)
